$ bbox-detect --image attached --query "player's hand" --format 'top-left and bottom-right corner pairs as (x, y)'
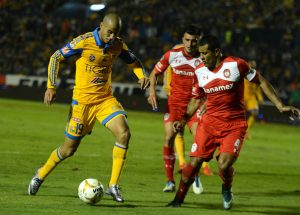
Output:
(279, 106), (300, 121)
(138, 77), (150, 90)
(147, 92), (159, 111)
(173, 120), (185, 132)
(44, 88), (56, 106)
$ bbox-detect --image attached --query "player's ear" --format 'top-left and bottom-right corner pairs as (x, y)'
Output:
(215, 48), (221, 56)
(100, 22), (103, 28)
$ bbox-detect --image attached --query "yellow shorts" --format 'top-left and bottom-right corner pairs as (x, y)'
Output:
(245, 98), (259, 111)
(65, 96), (126, 140)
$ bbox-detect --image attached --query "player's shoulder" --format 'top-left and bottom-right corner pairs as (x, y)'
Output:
(170, 45), (184, 52)
(113, 36), (125, 49)
(223, 55), (247, 64)
(77, 32), (94, 41)
(172, 44), (184, 50)
(195, 62), (205, 71)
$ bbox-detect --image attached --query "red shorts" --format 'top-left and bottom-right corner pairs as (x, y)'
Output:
(164, 104), (199, 129)
(190, 119), (247, 161)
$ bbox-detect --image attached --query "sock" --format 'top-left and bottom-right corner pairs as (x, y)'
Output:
(202, 162), (208, 168)
(163, 146), (175, 183)
(38, 148), (64, 180)
(247, 114), (256, 129)
(219, 166), (234, 188)
(174, 134), (186, 168)
(175, 163), (197, 201)
(109, 143), (127, 187)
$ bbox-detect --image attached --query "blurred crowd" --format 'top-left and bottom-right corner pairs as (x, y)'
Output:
(1, 0), (299, 107)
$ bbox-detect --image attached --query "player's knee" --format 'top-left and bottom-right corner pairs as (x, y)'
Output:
(117, 128), (131, 143)
(218, 159), (231, 171)
(60, 147), (77, 158)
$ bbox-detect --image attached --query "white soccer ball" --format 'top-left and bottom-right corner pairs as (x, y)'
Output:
(78, 178), (104, 204)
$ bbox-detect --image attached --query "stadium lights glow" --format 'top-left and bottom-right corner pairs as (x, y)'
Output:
(90, 4), (106, 11)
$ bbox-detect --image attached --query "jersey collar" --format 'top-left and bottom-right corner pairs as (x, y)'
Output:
(93, 27), (113, 52)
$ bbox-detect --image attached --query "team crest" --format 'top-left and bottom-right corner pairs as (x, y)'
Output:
(194, 59), (201, 67)
(223, 69), (231, 78)
(89, 54), (95, 62)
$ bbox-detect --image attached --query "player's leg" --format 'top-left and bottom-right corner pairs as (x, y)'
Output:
(166, 156), (203, 207)
(188, 119), (204, 194)
(105, 115), (130, 202)
(97, 97), (129, 202)
(167, 124), (216, 207)
(174, 132), (186, 172)
(162, 121), (177, 192)
(28, 101), (90, 195)
(218, 127), (246, 210)
(245, 99), (259, 139)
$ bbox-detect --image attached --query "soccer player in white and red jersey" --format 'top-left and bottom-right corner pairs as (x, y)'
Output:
(167, 35), (300, 209)
(148, 25), (205, 194)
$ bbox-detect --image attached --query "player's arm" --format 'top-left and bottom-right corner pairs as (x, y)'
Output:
(147, 52), (171, 111)
(118, 44), (149, 90)
(173, 74), (205, 131)
(44, 36), (84, 106)
(258, 73), (300, 120)
(44, 50), (65, 106)
(147, 67), (160, 111)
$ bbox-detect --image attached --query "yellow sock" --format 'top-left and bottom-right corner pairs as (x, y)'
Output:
(202, 162), (209, 168)
(247, 114), (256, 129)
(109, 143), (127, 186)
(38, 148), (63, 180)
(174, 134), (186, 167)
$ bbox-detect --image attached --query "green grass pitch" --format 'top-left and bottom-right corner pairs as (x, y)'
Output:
(0, 98), (299, 215)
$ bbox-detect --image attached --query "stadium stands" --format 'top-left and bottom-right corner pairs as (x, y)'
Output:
(1, 0), (299, 107)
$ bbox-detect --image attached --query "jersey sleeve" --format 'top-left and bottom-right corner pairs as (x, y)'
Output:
(118, 42), (139, 64)
(47, 35), (84, 88)
(59, 35), (84, 58)
(191, 73), (206, 99)
(237, 58), (259, 84)
(154, 51), (171, 74)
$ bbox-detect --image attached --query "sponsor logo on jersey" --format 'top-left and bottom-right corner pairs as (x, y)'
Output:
(223, 69), (231, 78)
(173, 68), (194, 76)
(90, 77), (106, 85)
(61, 46), (70, 55)
(89, 54), (95, 62)
(204, 83), (234, 93)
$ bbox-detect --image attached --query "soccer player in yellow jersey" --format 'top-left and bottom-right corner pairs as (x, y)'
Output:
(28, 13), (149, 203)
(244, 60), (264, 139)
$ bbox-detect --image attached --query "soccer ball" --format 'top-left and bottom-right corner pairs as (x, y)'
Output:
(78, 178), (104, 204)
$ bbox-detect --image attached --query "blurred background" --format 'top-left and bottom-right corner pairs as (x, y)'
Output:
(0, 0), (299, 109)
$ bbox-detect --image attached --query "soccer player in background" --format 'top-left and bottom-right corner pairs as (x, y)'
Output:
(163, 65), (213, 176)
(167, 35), (300, 209)
(28, 13), (149, 203)
(244, 60), (264, 139)
(148, 25), (205, 194)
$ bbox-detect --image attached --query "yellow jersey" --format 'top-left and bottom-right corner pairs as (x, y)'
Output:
(47, 28), (141, 104)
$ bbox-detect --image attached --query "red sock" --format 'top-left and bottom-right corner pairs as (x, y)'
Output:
(163, 146), (175, 183)
(175, 163), (197, 201)
(219, 166), (234, 188)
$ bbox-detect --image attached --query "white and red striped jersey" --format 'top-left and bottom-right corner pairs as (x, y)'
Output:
(155, 46), (202, 106)
(192, 56), (259, 122)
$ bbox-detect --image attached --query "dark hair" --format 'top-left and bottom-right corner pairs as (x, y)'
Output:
(199, 35), (221, 51)
(183, 24), (202, 36)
